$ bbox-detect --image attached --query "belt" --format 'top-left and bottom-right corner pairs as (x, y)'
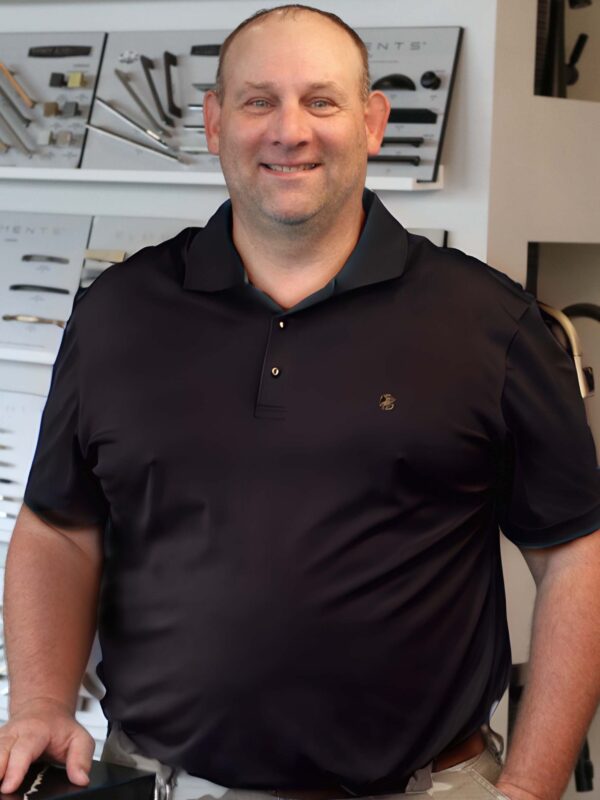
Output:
(268, 728), (487, 799)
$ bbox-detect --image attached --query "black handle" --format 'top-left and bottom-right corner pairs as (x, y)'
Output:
(190, 44), (221, 56)
(568, 32), (589, 66)
(163, 51), (182, 119)
(140, 55), (174, 127)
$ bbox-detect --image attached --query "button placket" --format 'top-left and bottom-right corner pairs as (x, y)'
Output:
(255, 316), (291, 419)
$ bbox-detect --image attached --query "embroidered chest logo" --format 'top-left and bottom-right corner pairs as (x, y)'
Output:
(379, 393), (397, 411)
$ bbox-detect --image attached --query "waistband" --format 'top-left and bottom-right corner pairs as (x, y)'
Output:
(102, 722), (505, 800)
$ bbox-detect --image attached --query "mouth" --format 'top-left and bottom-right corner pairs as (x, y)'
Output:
(261, 163), (320, 174)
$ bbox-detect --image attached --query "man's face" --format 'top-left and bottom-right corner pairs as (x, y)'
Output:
(203, 12), (389, 230)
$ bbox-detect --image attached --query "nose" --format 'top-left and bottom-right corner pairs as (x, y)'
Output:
(269, 101), (312, 148)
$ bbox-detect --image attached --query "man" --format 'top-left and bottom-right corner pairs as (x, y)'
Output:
(1, 5), (599, 800)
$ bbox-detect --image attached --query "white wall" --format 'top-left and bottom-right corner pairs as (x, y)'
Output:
(0, 0), (499, 260)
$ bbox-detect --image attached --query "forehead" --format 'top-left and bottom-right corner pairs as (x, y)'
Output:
(222, 11), (363, 90)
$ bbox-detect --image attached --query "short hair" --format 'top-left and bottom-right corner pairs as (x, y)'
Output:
(214, 4), (371, 102)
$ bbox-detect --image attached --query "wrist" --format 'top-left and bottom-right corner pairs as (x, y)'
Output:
(9, 694), (76, 718)
(495, 776), (557, 800)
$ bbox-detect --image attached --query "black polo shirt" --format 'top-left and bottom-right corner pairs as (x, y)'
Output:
(24, 190), (600, 794)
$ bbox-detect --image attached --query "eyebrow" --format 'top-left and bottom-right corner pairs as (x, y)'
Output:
(237, 80), (348, 96)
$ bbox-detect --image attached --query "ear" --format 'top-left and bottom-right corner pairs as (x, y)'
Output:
(364, 91), (391, 156)
(203, 90), (222, 155)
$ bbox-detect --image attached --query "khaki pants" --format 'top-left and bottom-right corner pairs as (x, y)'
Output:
(101, 723), (509, 800)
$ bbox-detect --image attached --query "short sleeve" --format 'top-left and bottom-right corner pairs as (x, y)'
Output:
(23, 292), (109, 530)
(498, 300), (600, 548)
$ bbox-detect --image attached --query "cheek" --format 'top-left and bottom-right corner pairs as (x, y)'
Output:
(220, 128), (263, 161)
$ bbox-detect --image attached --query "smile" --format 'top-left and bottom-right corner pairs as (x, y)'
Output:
(262, 163), (319, 172)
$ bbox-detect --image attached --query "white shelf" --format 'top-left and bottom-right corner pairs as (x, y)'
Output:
(0, 167), (227, 186)
(0, 165), (444, 191)
(0, 347), (54, 366)
(367, 166), (444, 191)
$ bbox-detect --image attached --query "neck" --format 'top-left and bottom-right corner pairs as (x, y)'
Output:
(231, 197), (365, 310)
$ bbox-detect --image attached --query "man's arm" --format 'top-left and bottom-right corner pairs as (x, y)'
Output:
(0, 503), (103, 793)
(495, 529), (600, 800)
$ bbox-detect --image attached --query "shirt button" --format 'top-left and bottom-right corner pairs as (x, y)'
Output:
(278, 320), (285, 329)
(271, 367), (280, 377)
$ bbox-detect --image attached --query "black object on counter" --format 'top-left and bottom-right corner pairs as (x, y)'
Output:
(0, 759), (155, 799)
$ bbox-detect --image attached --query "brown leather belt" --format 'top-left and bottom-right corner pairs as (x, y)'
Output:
(268, 728), (487, 799)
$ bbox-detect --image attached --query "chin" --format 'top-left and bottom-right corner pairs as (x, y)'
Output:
(262, 200), (323, 227)
(269, 212), (317, 226)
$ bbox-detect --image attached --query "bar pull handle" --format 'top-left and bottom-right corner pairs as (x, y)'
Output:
(84, 249), (127, 263)
(140, 55), (174, 127)
(163, 51), (182, 118)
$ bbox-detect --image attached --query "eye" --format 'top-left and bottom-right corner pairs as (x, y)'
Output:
(308, 98), (338, 114)
(246, 98), (271, 109)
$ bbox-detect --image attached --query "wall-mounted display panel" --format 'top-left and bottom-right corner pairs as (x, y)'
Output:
(0, 32), (106, 167)
(0, 389), (47, 541)
(0, 212), (92, 363)
(364, 26), (462, 183)
(82, 30), (227, 171)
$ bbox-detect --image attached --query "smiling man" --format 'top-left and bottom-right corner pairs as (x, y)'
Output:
(202, 7), (389, 310)
(1, 5), (599, 800)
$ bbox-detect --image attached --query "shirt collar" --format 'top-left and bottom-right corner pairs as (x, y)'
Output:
(183, 188), (408, 295)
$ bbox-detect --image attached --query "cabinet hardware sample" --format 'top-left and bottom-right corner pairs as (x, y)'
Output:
(388, 108), (438, 125)
(372, 73), (416, 91)
(28, 45), (92, 58)
(163, 51), (182, 118)
(22, 254), (69, 264)
(114, 68), (170, 135)
(62, 101), (81, 118)
(183, 124), (205, 131)
(54, 130), (73, 147)
(95, 97), (173, 150)
(84, 249), (127, 263)
(190, 44), (221, 56)
(0, 444), (11, 450)
(382, 136), (425, 147)
(0, 494), (22, 503)
(0, 137), (9, 153)
(0, 61), (36, 108)
(0, 511), (17, 520)
(67, 71), (86, 89)
(187, 103), (204, 111)
(2, 313), (66, 328)
(192, 82), (216, 92)
(43, 101), (60, 117)
(86, 123), (185, 163)
(50, 71), (86, 89)
(179, 145), (210, 153)
(9, 284), (70, 294)
(140, 55), (174, 127)
(0, 108), (35, 155)
(43, 101), (80, 119)
(0, 84), (32, 126)
(368, 154), (421, 165)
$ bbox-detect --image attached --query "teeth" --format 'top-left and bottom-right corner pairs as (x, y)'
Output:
(265, 164), (316, 172)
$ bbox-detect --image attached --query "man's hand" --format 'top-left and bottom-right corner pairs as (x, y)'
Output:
(0, 697), (94, 794)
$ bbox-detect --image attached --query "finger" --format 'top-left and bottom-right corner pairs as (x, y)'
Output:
(65, 731), (94, 785)
(0, 736), (47, 794)
(0, 733), (17, 779)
